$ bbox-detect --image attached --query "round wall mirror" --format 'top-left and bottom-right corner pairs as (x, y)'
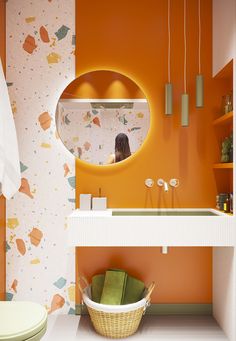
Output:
(56, 70), (150, 165)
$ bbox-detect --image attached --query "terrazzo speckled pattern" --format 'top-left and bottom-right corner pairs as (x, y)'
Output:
(6, 0), (76, 315)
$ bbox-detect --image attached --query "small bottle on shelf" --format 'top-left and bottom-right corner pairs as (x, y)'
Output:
(224, 93), (233, 114)
(217, 193), (229, 211)
(223, 195), (230, 213)
(230, 193), (233, 214)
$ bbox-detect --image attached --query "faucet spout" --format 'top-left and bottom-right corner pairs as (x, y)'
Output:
(164, 181), (168, 192)
(157, 178), (169, 192)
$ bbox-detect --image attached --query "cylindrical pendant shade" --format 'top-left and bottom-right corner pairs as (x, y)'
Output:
(181, 93), (189, 127)
(165, 83), (173, 115)
(196, 74), (204, 108)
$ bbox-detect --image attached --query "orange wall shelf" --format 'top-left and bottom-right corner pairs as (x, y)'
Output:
(212, 59), (233, 199)
(213, 111), (233, 126)
(213, 163), (233, 169)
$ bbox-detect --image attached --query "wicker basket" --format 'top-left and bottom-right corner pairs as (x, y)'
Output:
(78, 276), (155, 339)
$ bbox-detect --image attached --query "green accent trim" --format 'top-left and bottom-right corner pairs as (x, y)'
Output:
(76, 304), (88, 315)
(145, 304), (212, 315)
(75, 303), (212, 316)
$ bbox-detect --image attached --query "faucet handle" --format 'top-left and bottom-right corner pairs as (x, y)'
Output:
(145, 178), (154, 188)
(157, 178), (165, 187)
(169, 178), (180, 188)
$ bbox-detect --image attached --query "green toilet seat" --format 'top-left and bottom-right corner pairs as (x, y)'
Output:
(0, 301), (47, 341)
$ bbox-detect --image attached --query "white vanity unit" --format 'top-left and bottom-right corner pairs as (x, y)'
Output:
(67, 208), (236, 341)
(67, 208), (234, 247)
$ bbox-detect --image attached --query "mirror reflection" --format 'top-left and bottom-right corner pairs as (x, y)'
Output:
(56, 70), (150, 165)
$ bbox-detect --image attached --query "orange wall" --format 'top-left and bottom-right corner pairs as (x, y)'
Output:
(76, 247), (212, 303)
(0, 0), (6, 301)
(74, 0), (221, 303)
(75, 0), (222, 209)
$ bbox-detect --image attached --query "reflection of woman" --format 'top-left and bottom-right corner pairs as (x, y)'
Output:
(107, 133), (131, 164)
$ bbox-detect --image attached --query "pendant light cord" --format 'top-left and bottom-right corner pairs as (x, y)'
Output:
(168, 0), (171, 83)
(198, 0), (201, 74)
(184, 0), (187, 93)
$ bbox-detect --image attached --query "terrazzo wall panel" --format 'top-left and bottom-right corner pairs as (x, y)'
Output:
(6, 0), (76, 314)
(0, 0), (6, 301)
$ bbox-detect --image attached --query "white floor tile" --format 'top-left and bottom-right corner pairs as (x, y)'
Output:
(42, 315), (228, 341)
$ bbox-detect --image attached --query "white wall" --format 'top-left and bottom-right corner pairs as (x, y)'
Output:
(213, 4), (236, 340)
(213, 247), (236, 341)
(213, 0), (236, 76)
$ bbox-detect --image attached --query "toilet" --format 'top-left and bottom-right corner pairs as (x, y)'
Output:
(0, 301), (47, 341)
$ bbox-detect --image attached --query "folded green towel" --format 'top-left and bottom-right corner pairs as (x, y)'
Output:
(123, 275), (145, 304)
(100, 270), (127, 305)
(91, 274), (105, 303)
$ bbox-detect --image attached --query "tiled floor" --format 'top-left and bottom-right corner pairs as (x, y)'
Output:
(42, 315), (228, 341)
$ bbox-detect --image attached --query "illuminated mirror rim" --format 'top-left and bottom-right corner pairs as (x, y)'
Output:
(55, 70), (151, 171)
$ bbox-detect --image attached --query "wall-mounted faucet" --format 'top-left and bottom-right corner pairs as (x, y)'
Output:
(157, 178), (180, 191)
(157, 178), (169, 192)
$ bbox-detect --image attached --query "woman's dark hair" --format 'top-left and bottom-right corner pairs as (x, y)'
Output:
(115, 133), (131, 162)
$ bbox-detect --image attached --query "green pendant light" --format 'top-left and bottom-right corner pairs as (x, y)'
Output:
(182, 93), (189, 126)
(165, 0), (173, 115)
(196, 0), (204, 108)
(181, 0), (189, 126)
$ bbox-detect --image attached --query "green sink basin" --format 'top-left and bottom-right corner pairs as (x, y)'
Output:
(112, 210), (219, 216)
